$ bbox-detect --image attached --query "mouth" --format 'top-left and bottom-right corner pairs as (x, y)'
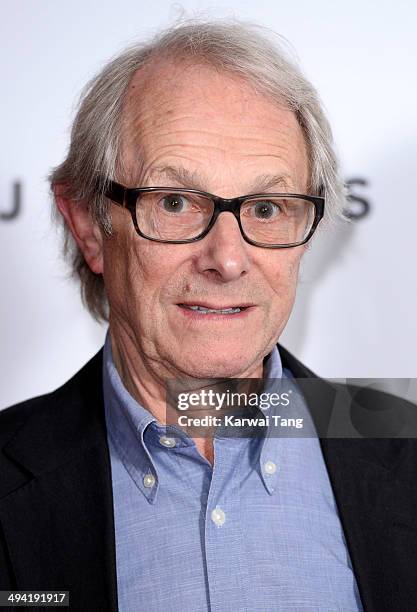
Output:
(177, 302), (253, 316)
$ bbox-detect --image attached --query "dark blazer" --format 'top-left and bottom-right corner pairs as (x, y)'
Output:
(1, 346), (417, 612)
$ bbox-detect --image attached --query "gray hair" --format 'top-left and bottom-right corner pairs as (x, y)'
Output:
(50, 18), (346, 321)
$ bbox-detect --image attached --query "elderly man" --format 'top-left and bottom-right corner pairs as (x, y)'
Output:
(0, 20), (415, 612)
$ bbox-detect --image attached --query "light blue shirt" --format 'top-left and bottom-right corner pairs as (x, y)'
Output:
(103, 334), (363, 611)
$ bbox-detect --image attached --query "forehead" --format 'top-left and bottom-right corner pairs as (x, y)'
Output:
(120, 58), (309, 190)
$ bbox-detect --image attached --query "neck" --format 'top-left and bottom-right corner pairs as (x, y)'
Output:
(108, 323), (266, 465)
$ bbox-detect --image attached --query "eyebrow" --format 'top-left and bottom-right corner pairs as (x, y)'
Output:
(148, 165), (296, 193)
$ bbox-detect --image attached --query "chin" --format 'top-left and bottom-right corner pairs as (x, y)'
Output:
(178, 350), (257, 380)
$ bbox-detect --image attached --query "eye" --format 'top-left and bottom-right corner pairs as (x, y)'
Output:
(252, 200), (282, 219)
(160, 194), (189, 213)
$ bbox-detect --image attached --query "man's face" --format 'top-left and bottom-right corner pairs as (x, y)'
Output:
(103, 60), (310, 379)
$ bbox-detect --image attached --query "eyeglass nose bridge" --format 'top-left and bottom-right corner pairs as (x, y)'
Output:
(204, 196), (248, 241)
(209, 197), (243, 226)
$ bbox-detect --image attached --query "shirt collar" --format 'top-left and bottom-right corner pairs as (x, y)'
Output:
(103, 333), (160, 502)
(263, 342), (283, 379)
(103, 330), (286, 501)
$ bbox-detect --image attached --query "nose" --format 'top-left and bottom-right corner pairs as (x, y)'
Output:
(195, 212), (250, 282)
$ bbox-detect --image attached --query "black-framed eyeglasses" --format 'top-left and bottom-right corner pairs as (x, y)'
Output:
(103, 179), (325, 248)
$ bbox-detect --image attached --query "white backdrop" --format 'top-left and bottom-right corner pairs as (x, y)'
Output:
(1, 0), (416, 410)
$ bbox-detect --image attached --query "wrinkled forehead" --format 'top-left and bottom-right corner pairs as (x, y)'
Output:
(119, 57), (310, 189)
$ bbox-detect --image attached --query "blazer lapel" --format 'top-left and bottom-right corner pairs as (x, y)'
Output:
(280, 344), (417, 611)
(0, 350), (118, 612)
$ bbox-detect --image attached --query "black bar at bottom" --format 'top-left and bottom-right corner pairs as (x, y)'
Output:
(0, 592), (69, 607)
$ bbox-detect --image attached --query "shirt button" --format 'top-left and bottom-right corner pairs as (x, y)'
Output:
(159, 436), (176, 448)
(143, 473), (156, 488)
(264, 460), (277, 475)
(211, 506), (226, 527)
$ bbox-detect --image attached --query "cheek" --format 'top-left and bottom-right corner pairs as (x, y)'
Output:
(269, 249), (303, 286)
(103, 230), (189, 312)
(102, 228), (143, 307)
(265, 250), (303, 311)
(286, 256), (302, 282)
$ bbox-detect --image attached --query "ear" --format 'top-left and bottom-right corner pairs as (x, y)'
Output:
(54, 184), (104, 274)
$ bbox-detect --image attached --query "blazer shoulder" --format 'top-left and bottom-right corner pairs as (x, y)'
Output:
(0, 393), (54, 448)
(0, 349), (104, 452)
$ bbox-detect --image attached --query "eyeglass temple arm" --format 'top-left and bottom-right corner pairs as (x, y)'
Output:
(103, 181), (126, 207)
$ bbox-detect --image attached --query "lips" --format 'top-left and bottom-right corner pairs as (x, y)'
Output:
(178, 302), (253, 315)
(181, 305), (242, 314)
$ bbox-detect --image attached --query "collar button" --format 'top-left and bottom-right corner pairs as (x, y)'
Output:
(159, 436), (177, 448)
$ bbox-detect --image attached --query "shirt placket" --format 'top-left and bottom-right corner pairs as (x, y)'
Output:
(204, 436), (251, 612)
